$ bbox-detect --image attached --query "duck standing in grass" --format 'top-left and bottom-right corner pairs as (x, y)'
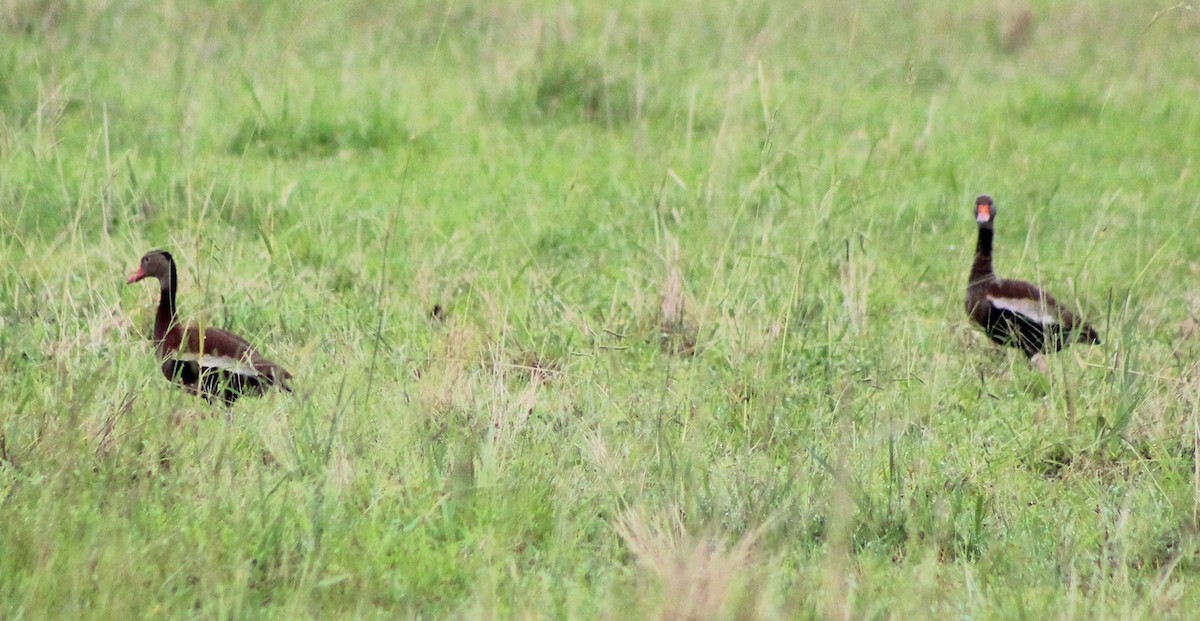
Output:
(127, 250), (292, 405)
(965, 195), (1099, 371)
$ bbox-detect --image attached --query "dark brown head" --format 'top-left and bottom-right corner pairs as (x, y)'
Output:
(127, 250), (176, 289)
(975, 195), (995, 225)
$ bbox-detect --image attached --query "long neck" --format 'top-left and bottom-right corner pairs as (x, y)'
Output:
(969, 224), (995, 286)
(153, 261), (178, 343)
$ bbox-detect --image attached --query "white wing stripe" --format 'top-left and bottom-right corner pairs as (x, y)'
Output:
(172, 352), (263, 377)
(987, 295), (1058, 325)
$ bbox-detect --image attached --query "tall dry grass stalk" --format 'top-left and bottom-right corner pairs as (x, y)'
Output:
(659, 234), (698, 356)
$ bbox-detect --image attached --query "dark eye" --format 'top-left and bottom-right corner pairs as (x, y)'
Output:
(142, 257), (148, 264)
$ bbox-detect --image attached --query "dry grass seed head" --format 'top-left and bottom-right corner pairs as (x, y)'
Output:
(616, 506), (763, 620)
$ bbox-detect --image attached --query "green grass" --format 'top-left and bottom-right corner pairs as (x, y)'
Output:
(3, 0), (1200, 618)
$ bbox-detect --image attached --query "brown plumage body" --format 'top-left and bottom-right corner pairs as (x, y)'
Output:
(127, 250), (292, 405)
(965, 195), (1099, 365)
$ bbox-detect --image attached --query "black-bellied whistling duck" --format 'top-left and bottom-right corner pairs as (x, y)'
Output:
(127, 250), (292, 405)
(965, 195), (1100, 371)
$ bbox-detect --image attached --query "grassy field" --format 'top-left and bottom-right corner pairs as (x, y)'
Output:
(3, 0), (1200, 618)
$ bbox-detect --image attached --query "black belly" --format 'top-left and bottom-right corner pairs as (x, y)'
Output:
(983, 307), (1071, 357)
(161, 360), (267, 405)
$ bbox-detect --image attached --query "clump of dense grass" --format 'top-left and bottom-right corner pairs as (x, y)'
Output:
(3, 0), (1200, 619)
